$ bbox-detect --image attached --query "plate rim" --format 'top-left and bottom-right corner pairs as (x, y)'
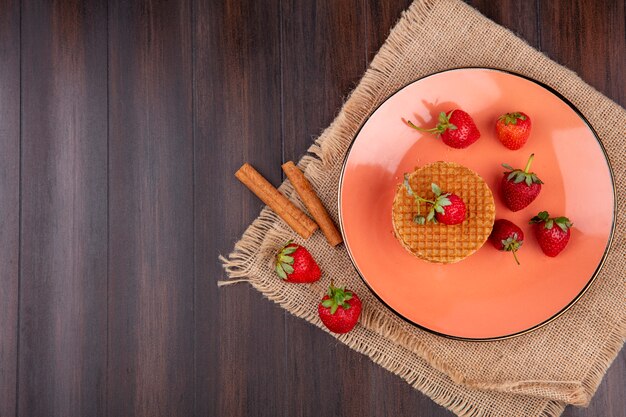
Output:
(337, 66), (617, 342)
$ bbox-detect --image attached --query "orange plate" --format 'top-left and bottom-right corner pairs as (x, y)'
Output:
(338, 68), (615, 340)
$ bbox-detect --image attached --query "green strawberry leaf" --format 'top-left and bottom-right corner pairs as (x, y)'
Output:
(554, 217), (573, 232)
(322, 284), (356, 315)
(276, 242), (297, 277)
(503, 156), (543, 185)
(530, 211), (550, 225)
(403, 175), (414, 196)
(525, 175), (532, 186)
(426, 210), (436, 222)
(448, 123), (457, 130)
(434, 205), (445, 214)
(545, 219), (554, 229)
(500, 112), (526, 125)
(414, 215), (426, 224)
(431, 183), (441, 196)
(276, 264), (287, 279)
(282, 246), (297, 255)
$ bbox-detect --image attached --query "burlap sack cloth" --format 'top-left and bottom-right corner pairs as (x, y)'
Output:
(220, 0), (626, 415)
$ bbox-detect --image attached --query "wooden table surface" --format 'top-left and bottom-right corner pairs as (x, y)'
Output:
(0, 1), (623, 416)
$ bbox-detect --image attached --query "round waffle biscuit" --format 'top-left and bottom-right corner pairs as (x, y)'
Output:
(392, 161), (495, 264)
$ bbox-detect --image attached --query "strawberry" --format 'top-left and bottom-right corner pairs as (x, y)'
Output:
(406, 109), (480, 149)
(318, 283), (362, 334)
(489, 219), (524, 265)
(275, 241), (321, 283)
(434, 193), (466, 225)
(403, 179), (466, 225)
(530, 211), (573, 257)
(496, 112), (532, 150)
(501, 153), (543, 211)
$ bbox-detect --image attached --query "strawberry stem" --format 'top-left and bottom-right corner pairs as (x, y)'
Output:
(406, 119), (439, 133)
(524, 153), (535, 174)
(512, 250), (520, 266)
(415, 195), (436, 205)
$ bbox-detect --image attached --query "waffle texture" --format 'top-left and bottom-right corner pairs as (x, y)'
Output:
(392, 162), (495, 263)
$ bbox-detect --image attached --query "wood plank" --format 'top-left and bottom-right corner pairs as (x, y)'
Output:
(537, 1), (625, 416)
(107, 1), (195, 416)
(192, 0), (285, 416)
(18, 0), (108, 415)
(281, 0), (368, 161)
(0, 0), (20, 415)
(0, 0), (622, 416)
(365, 0), (413, 60)
(538, 0), (625, 107)
(280, 1), (374, 416)
(469, 0), (539, 47)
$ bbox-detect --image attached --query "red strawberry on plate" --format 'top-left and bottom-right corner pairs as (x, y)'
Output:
(496, 111), (532, 150)
(433, 189), (466, 225)
(403, 180), (466, 225)
(406, 109), (480, 149)
(530, 211), (573, 257)
(501, 153), (543, 212)
(275, 241), (321, 283)
(318, 283), (362, 334)
(489, 219), (524, 265)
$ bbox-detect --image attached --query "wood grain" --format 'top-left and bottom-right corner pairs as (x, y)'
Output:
(365, 0), (413, 60)
(537, 0), (625, 107)
(192, 0), (285, 416)
(107, 1), (194, 416)
(279, 1), (374, 416)
(18, 0), (108, 415)
(468, 0), (539, 46)
(0, 1), (623, 417)
(0, 1), (19, 416)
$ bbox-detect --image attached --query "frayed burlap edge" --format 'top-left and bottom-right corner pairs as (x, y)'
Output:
(220, 0), (625, 414)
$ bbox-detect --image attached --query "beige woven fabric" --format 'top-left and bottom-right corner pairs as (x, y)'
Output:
(221, 1), (626, 416)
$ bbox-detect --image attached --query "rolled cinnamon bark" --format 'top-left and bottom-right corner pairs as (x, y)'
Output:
(235, 163), (318, 239)
(282, 161), (343, 246)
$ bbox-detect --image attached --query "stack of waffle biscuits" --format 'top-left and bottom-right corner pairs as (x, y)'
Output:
(392, 161), (495, 263)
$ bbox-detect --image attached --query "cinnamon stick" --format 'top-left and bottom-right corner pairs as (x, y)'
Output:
(235, 163), (318, 239)
(282, 161), (343, 246)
